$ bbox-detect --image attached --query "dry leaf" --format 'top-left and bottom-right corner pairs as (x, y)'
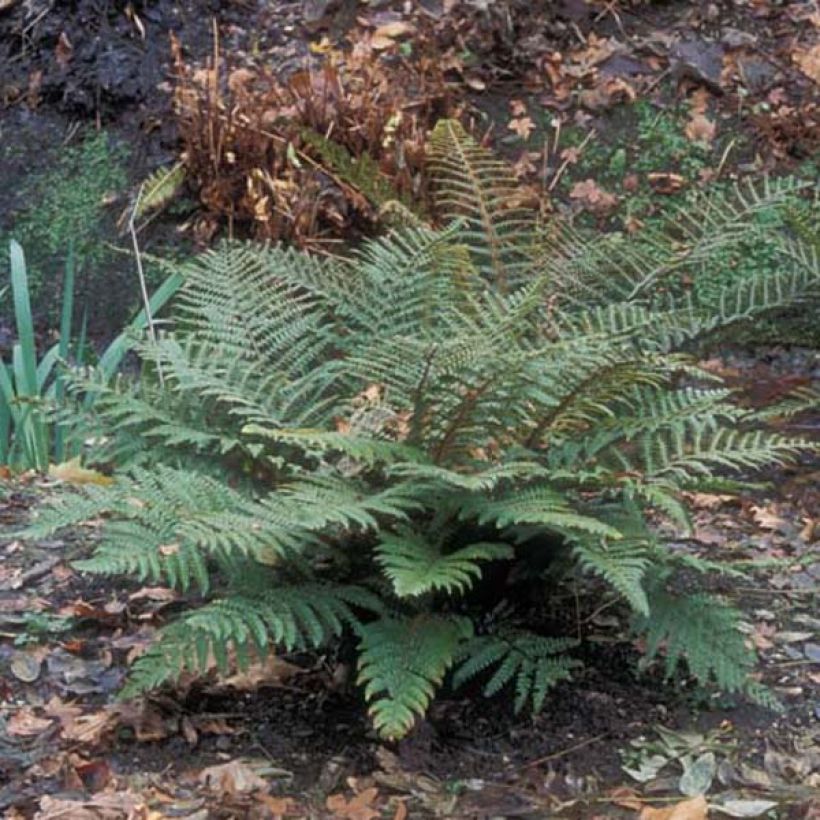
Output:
(373, 21), (415, 39)
(647, 172), (686, 194)
(7, 709), (53, 737)
(569, 179), (619, 215)
(686, 492), (736, 510)
(689, 88), (711, 115)
(48, 458), (113, 486)
(35, 792), (144, 820)
(750, 505), (789, 532)
(213, 655), (301, 691)
(792, 43), (820, 83)
(685, 114), (716, 146)
(610, 786), (644, 810)
(326, 787), (381, 820)
(54, 31), (73, 69)
(640, 794), (708, 820)
(58, 709), (116, 744)
(198, 759), (269, 795)
(128, 586), (177, 602)
(508, 116), (536, 140)
(259, 795), (296, 817)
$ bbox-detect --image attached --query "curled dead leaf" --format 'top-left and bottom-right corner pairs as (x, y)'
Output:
(326, 787), (381, 820)
(48, 459), (113, 486)
(793, 44), (820, 83)
(569, 178), (619, 215)
(7, 709), (53, 737)
(198, 759), (269, 795)
(647, 172), (686, 194)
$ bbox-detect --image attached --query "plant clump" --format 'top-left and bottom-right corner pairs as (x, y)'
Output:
(171, 36), (453, 247)
(20, 122), (819, 741)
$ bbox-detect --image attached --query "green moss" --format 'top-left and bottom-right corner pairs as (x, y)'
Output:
(2, 131), (127, 321)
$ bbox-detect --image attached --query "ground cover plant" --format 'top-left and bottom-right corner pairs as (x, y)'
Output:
(0, 132), (128, 323)
(19, 121), (819, 744)
(0, 241), (182, 471)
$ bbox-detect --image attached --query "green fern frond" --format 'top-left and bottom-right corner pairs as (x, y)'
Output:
(357, 615), (472, 739)
(748, 384), (820, 421)
(428, 119), (537, 287)
(635, 583), (778, 709)
(122, 583), (382, 697)
(376, 529), (512, 597)
(460, 485), (623, 540)
(453, 631), (579, 713)
(300, 128), (411, 212)
(639, 424), (811, 483)
(573, 538), (651, 615)
(134, 162), (186, 220)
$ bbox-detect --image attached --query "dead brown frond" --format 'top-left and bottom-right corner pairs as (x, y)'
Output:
(171, 34), (454, 248)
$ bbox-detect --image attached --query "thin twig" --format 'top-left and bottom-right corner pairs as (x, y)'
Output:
(548, 130), (594, 192)
(128, 183), (163, 385)
(522, 733), (609, 769)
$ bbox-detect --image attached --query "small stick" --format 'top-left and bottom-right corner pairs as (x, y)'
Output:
(128, 183), (163, 385)
(548, 130), (594, 192)
(522, 733), (608, 769)
(715, 138), (737, 178)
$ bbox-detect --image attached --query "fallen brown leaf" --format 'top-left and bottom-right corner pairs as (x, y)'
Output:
(570, 178), (619, 215)
(639, 794), (708, 820)
(48, 458), (113, 486)
(792, 43), (820, 83)
(647, 172), (686, 194)
(7, 709), (53, 737)
(198, 759), (269, 795)
(35, 792), (144, 820)
(508, 116), (536, 140)
(685, 113), (716, 146)
(326, 787), (381, 820)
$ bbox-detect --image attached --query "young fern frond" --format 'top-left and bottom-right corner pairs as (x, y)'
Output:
(357, 615), (472, 740)
(428, 119), (537, 287)
(453, 631), (580, 713)
(634, 584), (778, 709)
(376, 529), (512, 597)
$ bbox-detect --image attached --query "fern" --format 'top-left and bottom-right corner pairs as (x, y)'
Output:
(133, 162), (186, 220)
(357, 615), (472, 739)
(376, 529), (512, 597)
(748, 384), (820, 421)
(123, 582), (383, 696)
(428, 119), (537, 288)
(18, 120), (819, 739)
(454, 631), (580, 713)
(634, 583), (778, 709)
(300, 129), (411, 212)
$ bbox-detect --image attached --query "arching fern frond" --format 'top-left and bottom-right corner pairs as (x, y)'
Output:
(122, 583), (382, 697)
(634, 583), (778, 709)
(453, 631), (580, 713)
(428, 119), (537, 287)
(376, 529), (512, 597)
(357, 615), (472, 739)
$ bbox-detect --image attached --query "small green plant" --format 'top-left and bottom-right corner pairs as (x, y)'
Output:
(14, 612), (74, 647)
(2, 132), (127, 315)
(0, 240), (182, 470)
(20, 122), (818, 740)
